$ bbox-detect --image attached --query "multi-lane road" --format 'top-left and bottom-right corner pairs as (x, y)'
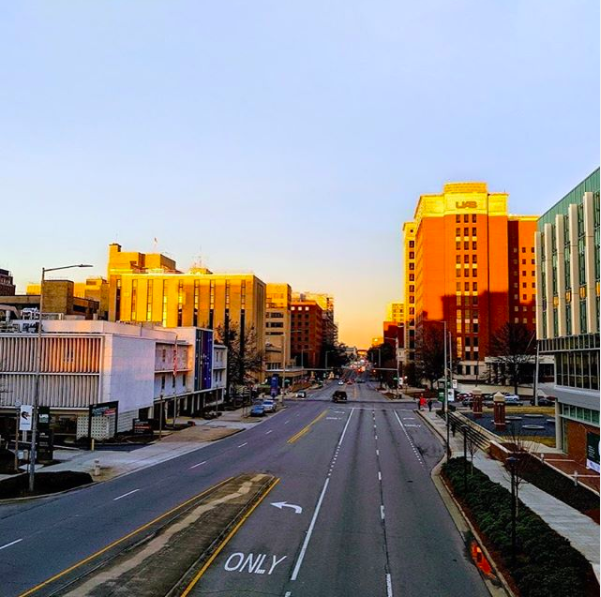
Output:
(0, 382), (488, 597)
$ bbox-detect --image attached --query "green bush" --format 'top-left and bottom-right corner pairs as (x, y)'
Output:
(442, 458), (596, 597)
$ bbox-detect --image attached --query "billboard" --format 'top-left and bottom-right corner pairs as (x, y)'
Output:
(195, 329), (214, 391)
(19, 405), (33, 432)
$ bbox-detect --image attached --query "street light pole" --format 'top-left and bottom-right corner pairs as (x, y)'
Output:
(29, 263), (93, 493)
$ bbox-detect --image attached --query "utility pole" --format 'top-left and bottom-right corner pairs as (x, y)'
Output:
(30, 263), (92, 493)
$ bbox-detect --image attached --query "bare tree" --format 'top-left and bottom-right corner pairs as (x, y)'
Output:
(415, 323), (454, 389)
(215, 323), (264, 399)
(490, 322), (535, 394)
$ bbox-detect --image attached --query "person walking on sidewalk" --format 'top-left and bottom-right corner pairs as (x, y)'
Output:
(419, 395), (426, 411)
(427, 399), (433, 412)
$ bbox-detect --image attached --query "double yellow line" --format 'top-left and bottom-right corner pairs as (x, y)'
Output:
(180, 477), (280, 596)
(287, 410), (327, 444)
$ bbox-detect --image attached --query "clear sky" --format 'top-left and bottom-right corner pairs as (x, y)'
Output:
(2, 1), (599, 348)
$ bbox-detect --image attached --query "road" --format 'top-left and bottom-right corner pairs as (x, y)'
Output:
(0, 382), (487, 597)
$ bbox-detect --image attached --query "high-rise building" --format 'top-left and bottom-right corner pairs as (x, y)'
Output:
(535, 168), (599, 466)
(386, 302), (404, 324)
(106, 244), (266, 356)
(402, 182), (538, 380)
(290, 300), (324, 369)
(292, 291), (338, 345)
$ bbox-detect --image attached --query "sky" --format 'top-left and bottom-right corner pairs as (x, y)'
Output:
(1, 1), (599, 348)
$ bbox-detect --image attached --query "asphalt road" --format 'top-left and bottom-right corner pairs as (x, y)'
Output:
(0, 382), (487, 597)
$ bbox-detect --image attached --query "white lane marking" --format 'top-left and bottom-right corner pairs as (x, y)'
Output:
(337, 408), (355, 448)
(285, 592), (292, 597)
(386, 572), (394, 597)
(0, 539), (22, 551)
(238, 442), (248, 448)
(394, 411), (424, 465)
(290, 477), (330, 581)
(265, 430), (273, 435)
(376, 449), (380, 456)
(113, 489), (140, 501)
(190, 461), (207, 469)
(378, 471), (382, 481)
(380, 505), (385, 520)
(284, 420), (290, 425)
(375, 434), (378, 441)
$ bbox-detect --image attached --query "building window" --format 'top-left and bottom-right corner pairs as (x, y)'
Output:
(472, 214), (477, 223)
(456, 241), (461, 250)
(464, 282), (469, 291)
(456, 215), (461, 223)
(464, 214), (469, 223)
(464, 241), (470, 250)
(177, 280), (184, 326)
(472, 255), (477, 264)
(472, 241), (477, 250)
(473, 282), (477, 291)
(131, 279), (138, 321)
(456, 255), (461, 264)
(115, 279), (122, 321)
(464, 254), (469, 264)
(193, 280), (199, 326)
(146, 279), (154, 321)
(409, 240), (414, 248)
(464, 227), (469, 236)
(456, 228), (461, 237)
(162, 280), (168, 327)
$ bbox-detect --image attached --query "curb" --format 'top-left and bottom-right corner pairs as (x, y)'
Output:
(430, 459), (515, 597)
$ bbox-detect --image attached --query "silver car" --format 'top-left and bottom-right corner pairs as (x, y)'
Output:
(262, 399), (277, 413)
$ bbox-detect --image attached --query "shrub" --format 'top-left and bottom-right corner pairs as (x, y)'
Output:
(442, 457), (597, 597)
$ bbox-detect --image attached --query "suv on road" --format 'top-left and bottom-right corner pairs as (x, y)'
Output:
(332, 391), (348, 403)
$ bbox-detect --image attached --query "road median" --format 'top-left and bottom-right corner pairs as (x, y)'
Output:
(22, 473), (278, 597)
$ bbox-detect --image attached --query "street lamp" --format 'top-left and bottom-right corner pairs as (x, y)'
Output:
(29, 263), (93, 493)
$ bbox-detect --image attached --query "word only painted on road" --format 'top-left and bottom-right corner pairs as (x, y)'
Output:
(224, 552), (287, 575)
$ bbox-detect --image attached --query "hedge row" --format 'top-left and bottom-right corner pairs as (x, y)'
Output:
(443, 458), (597, 597)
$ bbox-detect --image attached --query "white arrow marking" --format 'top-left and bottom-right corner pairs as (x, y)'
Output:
(271, 501), (303, 514)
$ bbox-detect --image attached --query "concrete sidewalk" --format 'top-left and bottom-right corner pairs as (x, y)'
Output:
(3, 409), (272, 484)
(418, 408), (600, 583)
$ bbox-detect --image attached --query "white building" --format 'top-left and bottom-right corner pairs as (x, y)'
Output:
(0, 319), (226, 441)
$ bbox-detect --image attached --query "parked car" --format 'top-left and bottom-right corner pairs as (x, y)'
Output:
(332, 390), (348, 403)
(504, 395), (522, 405)
(530, 396), (556, 407)
(462, 397), (474, 408)
(296, 390), (307, 398)
(457, 393), (472, 402)
(250, 404), (266, 417)
(262, 399), (277, 413)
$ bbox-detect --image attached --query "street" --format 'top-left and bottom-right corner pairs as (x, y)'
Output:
(0, 383), (487, 597)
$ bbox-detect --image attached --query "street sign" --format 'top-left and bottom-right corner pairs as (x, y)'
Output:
(452, 379), (458, 389)
(38, 406), (51, 430)
(19, 405), (33, 431)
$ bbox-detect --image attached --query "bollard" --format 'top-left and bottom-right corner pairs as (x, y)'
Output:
(573, 471), (578, 487)
(540, 453), (545, 462)
(94, 459), (101, 477)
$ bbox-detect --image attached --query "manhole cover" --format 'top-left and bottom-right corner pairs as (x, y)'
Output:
(522, 425), (545, 431)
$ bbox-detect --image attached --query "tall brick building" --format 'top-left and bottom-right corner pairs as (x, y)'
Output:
(290, 300), (324, 369)
(403, 182), (537, 380)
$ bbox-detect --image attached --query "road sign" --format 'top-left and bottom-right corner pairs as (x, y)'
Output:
(19, 405), (33, 431)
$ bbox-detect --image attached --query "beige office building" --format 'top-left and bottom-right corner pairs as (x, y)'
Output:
(106, 244), (266, 354)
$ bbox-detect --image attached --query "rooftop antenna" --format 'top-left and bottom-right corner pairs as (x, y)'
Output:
(152, 237), (159, 252)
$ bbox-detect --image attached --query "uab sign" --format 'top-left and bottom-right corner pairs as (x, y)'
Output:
(455, 201), (478, 209)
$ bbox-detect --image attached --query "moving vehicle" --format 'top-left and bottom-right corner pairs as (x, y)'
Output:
(332, 390), (348, 403)
(262, 399), (277, 413)
(338, 381), (345, 386)
(250, 404), (266, 417)
(296, 390), (307, 398)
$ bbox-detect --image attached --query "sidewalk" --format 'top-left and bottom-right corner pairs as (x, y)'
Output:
(2, 409), (269, 484)
(418, 408), (600, 583)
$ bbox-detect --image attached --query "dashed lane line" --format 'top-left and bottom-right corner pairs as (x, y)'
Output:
(0, 539), (22, 551)
(113, 489), (140, 501)
(189, 461), (207, 469)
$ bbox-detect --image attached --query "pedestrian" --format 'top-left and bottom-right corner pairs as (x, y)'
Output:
(419, 395), (426, 411)
(428, 399), (433, 412)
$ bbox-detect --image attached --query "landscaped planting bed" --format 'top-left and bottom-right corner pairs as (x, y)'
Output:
(442, 457), (598, 597)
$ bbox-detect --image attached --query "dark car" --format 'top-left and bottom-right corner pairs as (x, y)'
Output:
(332, 390), (348, 403)
(250, 404), (266, 417)
(530, 396), (556, 407)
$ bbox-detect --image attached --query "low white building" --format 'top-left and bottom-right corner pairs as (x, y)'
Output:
(0, 319), (226, 441)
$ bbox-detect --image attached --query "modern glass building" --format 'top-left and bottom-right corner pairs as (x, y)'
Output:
(535, 168), (600, 468)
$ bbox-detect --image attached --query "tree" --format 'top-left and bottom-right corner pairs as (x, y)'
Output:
(320, 342), (350, 371)
(367, 342), (395, 367)
(215, 323), (264, 399)
(489, 322), (535, 394)
(415, 323), (450, 389)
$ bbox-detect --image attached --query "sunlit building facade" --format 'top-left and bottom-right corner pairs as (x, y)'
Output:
(106, 244), (266, 355)
(536, 168), (600, 465)
(403, 182), (537, 380)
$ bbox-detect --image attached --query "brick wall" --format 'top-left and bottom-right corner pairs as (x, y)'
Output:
(566, 420), (600, 465)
